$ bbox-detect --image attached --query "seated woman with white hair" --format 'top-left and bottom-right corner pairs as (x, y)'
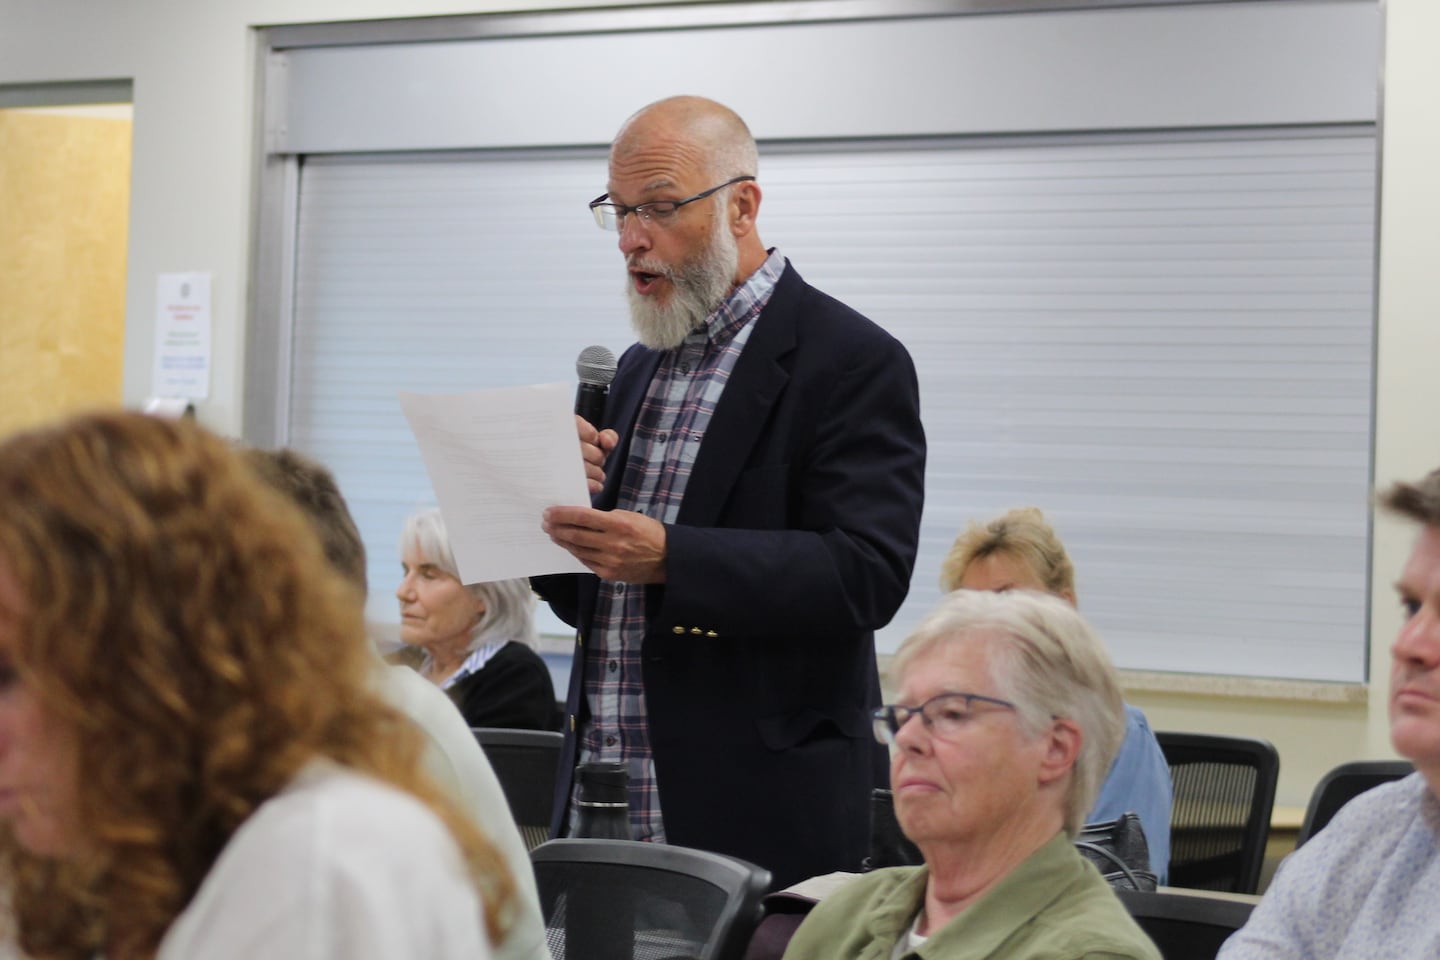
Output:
(397, 508), (560, 731)
(782, 590), (1160, 960)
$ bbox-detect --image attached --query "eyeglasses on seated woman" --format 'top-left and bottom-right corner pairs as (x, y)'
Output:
(781, 589), (1160, 960)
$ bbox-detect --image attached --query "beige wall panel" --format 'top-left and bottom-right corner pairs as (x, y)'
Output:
(0, 110), (130, 437)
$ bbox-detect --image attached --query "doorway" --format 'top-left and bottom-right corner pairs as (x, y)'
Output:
(0, 81), (132, 437)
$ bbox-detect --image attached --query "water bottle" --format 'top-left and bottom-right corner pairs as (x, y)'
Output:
(573, 760), (632, 839)
(568, 761), (634, 960)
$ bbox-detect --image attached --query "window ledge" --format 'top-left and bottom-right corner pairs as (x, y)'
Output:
(1118, 669), (1368, 705)
(878, 652), (1366, 705)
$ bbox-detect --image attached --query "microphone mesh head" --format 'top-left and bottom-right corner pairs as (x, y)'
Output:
(576, 345), (618, 386)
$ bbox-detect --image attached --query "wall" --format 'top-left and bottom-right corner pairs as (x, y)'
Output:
(1130, 0), (1440, 808)
(0, 0), (678, 435)
(1368, 0), (1440, 752)
(0, 0), (1432, 811)
(0, 108), (130, 434)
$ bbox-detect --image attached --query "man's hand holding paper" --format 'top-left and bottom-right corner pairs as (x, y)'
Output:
(542, 505), (667, 584)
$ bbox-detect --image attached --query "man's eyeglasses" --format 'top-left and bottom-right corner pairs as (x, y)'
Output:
(589, 176), (756, 232)
(871, 691), (1017, 745)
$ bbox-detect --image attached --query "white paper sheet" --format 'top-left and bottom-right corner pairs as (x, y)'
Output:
(399, 383), (591, 583)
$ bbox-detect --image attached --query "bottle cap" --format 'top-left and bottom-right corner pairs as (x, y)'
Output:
(576, 760), (629, 806)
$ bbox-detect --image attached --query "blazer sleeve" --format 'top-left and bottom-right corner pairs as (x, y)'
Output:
(656, 328), (925, 638)
(531, 573), (581, 628)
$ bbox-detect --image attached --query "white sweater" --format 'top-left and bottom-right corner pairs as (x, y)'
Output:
(158, 762), (491, 960)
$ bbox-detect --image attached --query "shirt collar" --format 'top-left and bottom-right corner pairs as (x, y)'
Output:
(429, 639), (509, 691)
(698, 248), (785, 347)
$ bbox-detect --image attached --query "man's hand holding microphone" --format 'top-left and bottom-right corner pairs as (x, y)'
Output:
(546, 346), (667, 584)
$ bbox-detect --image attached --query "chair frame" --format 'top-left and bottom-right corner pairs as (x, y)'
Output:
(471, 727), (563, 850)
(1156, 731), (1279, 895)
(1295, 758), (1413, 848)
(531, 838), (771, 960)
(1116, 888), (1256, 960)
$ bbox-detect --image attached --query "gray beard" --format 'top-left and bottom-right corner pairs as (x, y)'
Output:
(626, 216), (740, 351)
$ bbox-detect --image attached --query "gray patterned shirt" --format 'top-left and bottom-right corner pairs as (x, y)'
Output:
(1219, 772), (1440, 959)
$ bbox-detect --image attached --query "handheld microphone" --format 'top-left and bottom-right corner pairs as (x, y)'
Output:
(575, 345), (617, 426)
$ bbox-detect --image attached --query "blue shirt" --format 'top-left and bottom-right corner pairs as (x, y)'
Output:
(1087, 703), (1172, 883)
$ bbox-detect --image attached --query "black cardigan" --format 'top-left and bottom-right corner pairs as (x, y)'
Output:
(447, 641), (560, 731)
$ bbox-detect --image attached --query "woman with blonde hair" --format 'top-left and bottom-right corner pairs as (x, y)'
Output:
(0, 411), (513, 959)
(939, 506), (1172, 882)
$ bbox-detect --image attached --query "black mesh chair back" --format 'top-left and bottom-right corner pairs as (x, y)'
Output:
(866, 788), (922, 869)
(1156, 732), (1279, 894)
(472, 727), (563, 851)
(1116, 889), (1255, 960)
(532, 838), (771, 960)
(1295, 759), (1413, 848)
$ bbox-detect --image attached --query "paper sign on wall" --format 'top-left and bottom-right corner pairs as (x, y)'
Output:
(153, 272), (212, 400)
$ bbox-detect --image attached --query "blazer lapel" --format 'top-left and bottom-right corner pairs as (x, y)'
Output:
(677, 265), (803, 526)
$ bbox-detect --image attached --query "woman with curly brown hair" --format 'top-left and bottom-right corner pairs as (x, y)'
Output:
(0, 411), (515, 960)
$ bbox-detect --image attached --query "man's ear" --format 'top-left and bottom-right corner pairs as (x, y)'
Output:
(729, 181), (762, 238)
(1037, 717), (1082, 788)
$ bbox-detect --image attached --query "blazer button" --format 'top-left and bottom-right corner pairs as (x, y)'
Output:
(672, 626), (686, 635)
(706, 631), (718, 638)
(690, 627), (703, 635)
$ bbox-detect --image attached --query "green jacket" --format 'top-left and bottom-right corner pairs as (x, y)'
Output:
(781, 833), (1161, 960)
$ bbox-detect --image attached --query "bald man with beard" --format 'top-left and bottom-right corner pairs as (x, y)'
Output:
(536, 96), (926, 888)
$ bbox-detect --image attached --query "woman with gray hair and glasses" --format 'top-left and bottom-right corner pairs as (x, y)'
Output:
(940, 506), (1171, 881)
(397, 508), (559, 731)
(783, 590), (1159, 960)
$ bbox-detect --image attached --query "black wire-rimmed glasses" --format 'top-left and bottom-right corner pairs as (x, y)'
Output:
(589, 175), (756, 232)
(871, 691), (1018, 746)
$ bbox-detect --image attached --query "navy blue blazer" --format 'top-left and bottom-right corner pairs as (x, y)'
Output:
(537, 262), (926, 888)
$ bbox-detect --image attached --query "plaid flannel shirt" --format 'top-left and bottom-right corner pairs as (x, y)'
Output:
(572, 250), (785, 841)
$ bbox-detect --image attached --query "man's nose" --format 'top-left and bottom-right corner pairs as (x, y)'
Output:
(617, 211), (650, 257)
(1393, 605), (1440, 668)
